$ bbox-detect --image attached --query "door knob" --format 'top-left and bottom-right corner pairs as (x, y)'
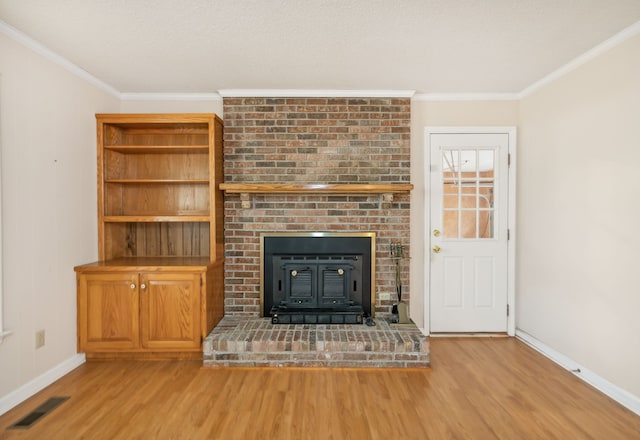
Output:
(432, 245), (441, 253)
(140, 283), (146, 290)
(130, 283), (136, 290)
(433, 229), (441, 237)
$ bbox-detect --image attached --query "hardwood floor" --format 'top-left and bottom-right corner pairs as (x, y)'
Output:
(1, 337), (638, 439)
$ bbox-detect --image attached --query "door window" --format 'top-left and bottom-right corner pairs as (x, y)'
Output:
(442, 148), (495, 239)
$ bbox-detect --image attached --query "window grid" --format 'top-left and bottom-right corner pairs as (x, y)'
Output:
(442, 148), (495, 240)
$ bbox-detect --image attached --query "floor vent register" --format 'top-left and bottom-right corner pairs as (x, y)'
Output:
(7, 397), (69, 430)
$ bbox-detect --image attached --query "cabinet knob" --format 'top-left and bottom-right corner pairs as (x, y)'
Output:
(130, 283), (136, 290)
(140, 283), (146, 290)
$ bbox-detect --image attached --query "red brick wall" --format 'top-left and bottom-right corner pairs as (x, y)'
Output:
(223, 97), (411, 318)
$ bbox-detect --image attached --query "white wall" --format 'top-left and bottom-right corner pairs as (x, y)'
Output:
(518, 33), (640, 397)
(0, 33), (226, 410)
(410, 99), (519, 331)
(0, 34), (119, 400)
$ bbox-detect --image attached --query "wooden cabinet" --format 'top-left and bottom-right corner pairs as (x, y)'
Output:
(140, 272), (201, 350)
(75, 114), (225, 359)
(78, 272), (140, 351)
(76, 259), (223, 358)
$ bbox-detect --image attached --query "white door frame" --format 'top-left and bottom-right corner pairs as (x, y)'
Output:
(424, 127), (516, 336)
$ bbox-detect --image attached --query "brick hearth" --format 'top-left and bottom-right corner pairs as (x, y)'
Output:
(203, 317), (429, 368)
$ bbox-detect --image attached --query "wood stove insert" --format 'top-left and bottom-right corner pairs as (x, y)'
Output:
(261, 232), (375, 324)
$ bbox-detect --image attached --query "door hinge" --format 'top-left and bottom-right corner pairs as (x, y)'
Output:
(200, 276), (203, 286)
(508, 153), (511, 167)
(507, 304), (510, 316)
(507, 229), (510, 240)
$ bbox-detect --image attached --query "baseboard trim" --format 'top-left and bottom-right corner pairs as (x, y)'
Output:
(0, 353), (86, 416)
(515, 329), (640, 416)
(430, 333), (509, 338)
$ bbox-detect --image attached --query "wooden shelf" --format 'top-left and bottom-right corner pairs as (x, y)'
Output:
(103, 215), (210, 223)
(104, 145), (209, 154)
(105, 179), (210, 184)
(219, 183), (414, 195)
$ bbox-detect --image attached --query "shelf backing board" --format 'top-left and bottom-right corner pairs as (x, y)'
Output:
(104, 182), (210, 217)
(103, 222), (211, 259)
(104, 149), (210, 180)
(102, 122), (210, 147)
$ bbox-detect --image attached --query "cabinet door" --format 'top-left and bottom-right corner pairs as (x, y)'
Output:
(78, 273), (140, 350)
(140, 272), (201, 349)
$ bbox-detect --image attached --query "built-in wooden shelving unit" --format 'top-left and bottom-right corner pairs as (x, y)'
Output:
(74, 113), (225, 360)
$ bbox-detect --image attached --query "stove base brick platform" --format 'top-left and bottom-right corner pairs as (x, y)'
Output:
(203, 317), (430, 368)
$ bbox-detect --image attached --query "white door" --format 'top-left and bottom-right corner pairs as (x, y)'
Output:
(428, 130), (512, 333)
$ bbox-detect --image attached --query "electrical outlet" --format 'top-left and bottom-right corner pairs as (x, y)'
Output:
(35, 330), (45, 349)
(379, 292), (391, 301)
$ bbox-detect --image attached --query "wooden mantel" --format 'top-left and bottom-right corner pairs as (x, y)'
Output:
(219, 183), (413, 208)
(219, 183), (413, 194)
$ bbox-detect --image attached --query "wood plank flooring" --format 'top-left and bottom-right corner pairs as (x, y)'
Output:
(1, 337), (638, 439)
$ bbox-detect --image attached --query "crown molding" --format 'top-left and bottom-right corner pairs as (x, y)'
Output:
(519, 20), (640, 98)
(0, 20), (121, 98)
(412, 93), (519, 102)
(120, 92), (222, 101)
(218, 89), (416, 98)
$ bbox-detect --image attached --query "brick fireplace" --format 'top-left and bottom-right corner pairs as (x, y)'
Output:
(222, 97), (411, 319)
(203, 96), (428, 368)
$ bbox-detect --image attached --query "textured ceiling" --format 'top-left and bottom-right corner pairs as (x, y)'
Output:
(1, 0), (640, 94)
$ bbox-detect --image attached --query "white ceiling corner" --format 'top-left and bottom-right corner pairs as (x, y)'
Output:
(518, 19), (640, 98)
(0, 19), (121, 98)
